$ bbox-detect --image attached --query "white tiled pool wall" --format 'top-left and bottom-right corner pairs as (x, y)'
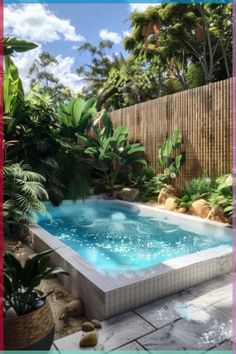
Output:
(31, 199), (232, 320)
(104, 253), (232, 318)
(32, 232), (107, 319)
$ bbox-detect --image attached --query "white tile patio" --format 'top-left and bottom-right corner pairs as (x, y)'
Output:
(54, 311), (154, 352)
(54, 273), (233, 352)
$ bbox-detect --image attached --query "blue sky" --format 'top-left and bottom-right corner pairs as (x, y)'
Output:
(4, 3), (152, 92)
(46, 4), (130, 64)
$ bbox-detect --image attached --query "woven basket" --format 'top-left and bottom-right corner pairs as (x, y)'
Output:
(4, 299), (55, 350)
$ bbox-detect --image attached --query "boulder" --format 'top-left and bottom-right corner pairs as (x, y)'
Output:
(176, 207), (186, 214)
(113, 187), (139, 202)
(188, 199), (210, 218)
(80, 332), (97, 347)
(64, 299), (84, 318)
(82, 321), (95, 332)
(158, 185), (177, 205)
(165, 197), (179, 211)
(91, 319), (102, 328)
(207, 206), (229, 223)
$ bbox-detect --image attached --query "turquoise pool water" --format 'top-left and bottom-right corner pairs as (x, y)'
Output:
(37, 200), (232, 272)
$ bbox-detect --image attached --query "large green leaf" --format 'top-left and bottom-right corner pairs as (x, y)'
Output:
(163, 139), (172, 158)
(4, 273), (13, 298)
(4, 252), (23, 284)
(72, 98), (85, 127)
(4, 56), (24, 115)
(175, 154), (183, 169)
(4, 37), (38, 56)
(43, 267), (69, 278)
(170, 129), (182, 149)
(157, 144), (164, 166)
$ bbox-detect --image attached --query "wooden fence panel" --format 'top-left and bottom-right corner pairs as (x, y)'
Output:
(110, 79), (232, 188)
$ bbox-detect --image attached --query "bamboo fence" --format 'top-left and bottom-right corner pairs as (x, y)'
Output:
(110, 79), (232, 188)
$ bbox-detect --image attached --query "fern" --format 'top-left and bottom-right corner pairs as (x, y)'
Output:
(4, 161), (48, 237)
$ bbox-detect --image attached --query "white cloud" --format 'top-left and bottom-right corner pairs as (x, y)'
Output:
(48, 55), (83, 92)
(129, 4), (155, 12)
(12, 47), (83, 93)
(4, 4), (85, 43)
(99, 29), (122, 44)
(72, 45), (79, 50)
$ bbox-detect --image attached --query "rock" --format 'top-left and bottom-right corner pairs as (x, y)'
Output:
(113, 187), (139, 202)
(80, 332), (97, 347)
(65, 299), (84, 318)
(176, 207), (186, 214)
(91, 319), (102, 328)
(207, 206), (229, 223)
(158, 185), (177, 205)
(82, 321), (95, 332)
(188, 199), (210, 218)
(165, 197), (179, 211)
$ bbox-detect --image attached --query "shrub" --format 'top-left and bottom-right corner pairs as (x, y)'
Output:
(4, 161), (48, 238)
(157, 130), (184, 181)
(140, 174), (168, 202)
(179, 176), (215, 208)
(4, 250), (68, 316)
(208, 174), (232, 217)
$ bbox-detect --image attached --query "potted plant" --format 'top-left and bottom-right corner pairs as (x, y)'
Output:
(4, 249), (69, 350)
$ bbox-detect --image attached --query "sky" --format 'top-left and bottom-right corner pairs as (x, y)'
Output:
(4, 3), (152, 92)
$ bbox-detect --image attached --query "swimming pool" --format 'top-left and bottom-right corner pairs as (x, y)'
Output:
(37, 199), (231, 273)
(32, 198), (232, 319)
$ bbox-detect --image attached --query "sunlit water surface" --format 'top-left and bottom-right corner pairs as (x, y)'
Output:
(37, 200), (231, 272)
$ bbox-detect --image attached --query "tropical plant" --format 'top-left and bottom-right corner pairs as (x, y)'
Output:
(4, 250), (69, 316)
(84, 113), (147, 193)
(178, 176), (215, 209)
(128, 164), (155, 189)
(157, 130), (184, 181)
(5, 69), (93, 205)
(4, 160), (48, 237)
(4, 55), (25, 117)
(4, 37), (38, 56)
(140, 174), (168, 201)
(58, 97), (97, 141)
(208, 174), (232, 217)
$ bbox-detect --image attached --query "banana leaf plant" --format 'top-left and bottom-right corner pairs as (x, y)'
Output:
(209, 174), (233, 217)
(157, 129), (184, 180)
(4, 38), (38, 132)
(58, 97), (97, 141)
(84, 112), (147, 193)
(3, 37), (38, 56)
(4, 250), (69, 316)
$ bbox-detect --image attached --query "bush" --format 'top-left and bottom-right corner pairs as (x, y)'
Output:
(208, 174), (232, 217)
(140, 174), (168, 202)
(179, 176), (215, 208)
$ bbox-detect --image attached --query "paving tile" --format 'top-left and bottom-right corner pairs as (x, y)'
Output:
(138, 305), (231, 351)
(134, 292), (204, 329)
(54, 311), (154, 351)
(209, 340), (232, 350)
(186, 274), (232, 306)
(50, 344), (58, 351)
(211, 296), (232, 316)
(112, 341), (145, 351)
